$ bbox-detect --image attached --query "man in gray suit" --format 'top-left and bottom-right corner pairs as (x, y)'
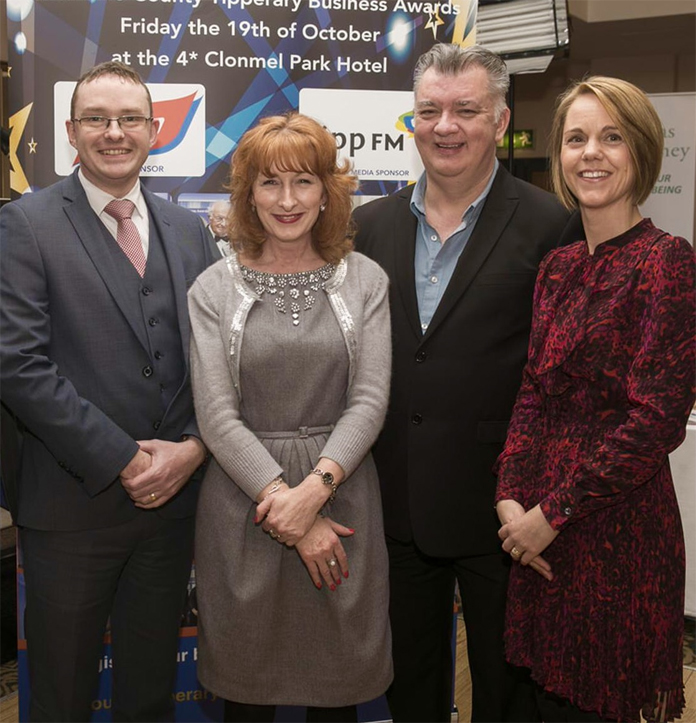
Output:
(0, 61), (212, 721)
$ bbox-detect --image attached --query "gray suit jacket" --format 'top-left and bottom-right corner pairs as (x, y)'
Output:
(0, 171), (213, 530)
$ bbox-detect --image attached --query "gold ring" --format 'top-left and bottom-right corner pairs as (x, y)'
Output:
(149, 492), (157, 502)
(269, 529), (279, 539)
(510, 546), (522, 559)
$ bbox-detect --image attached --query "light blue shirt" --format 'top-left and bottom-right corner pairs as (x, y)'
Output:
(411, 160), (498, 333)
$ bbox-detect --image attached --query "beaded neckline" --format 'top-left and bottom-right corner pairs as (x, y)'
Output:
(239, 263), (336, 327)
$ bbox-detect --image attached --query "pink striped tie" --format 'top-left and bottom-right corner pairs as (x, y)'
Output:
(104, 200), (147, 277)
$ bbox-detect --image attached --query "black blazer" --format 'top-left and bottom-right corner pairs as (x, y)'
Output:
(354, 166), (576, 557)
(0, 172), (213, 531)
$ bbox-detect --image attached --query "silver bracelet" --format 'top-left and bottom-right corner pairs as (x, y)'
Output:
(263, 476), (284, 501)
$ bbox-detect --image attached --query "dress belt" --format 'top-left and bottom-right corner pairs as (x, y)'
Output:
(255, 424), (335, 439)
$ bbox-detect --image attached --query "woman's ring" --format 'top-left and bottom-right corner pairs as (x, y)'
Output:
(149, 492), (157, 502)
(328, 559), (337, 568)
(510, 546), (522, 559)
(269, 529), (279, 539)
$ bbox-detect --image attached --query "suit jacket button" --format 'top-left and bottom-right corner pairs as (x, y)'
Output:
(142, 286), (153, 296)
(415, 351), (427, 363)
(411, 414), (423, 425)
(154, 351), (163, 360)
(142, 365), (153, 377)
(148, 317), (159, 327)
(153, 420), (161, 431)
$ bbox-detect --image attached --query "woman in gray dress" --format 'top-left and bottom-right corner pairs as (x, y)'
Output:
(188, 113), (393, 722)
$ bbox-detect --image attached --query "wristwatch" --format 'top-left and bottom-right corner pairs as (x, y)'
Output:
(311, 467), (337, 503)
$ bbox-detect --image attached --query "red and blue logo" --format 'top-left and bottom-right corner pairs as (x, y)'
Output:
(150, 91), (203, 156)
(54, 82), (206, 178)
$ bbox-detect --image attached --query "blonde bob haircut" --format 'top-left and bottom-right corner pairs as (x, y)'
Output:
(227, 113), (358, 264)
(549, 76), (664, 210)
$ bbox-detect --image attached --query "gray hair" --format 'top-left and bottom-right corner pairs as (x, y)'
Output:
(413, 43), (510, 121)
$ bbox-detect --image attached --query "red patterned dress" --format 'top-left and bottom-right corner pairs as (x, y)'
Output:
(495, 219), (696, 722)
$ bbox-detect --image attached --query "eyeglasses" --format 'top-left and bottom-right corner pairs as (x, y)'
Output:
(210, 215), (227, 222)
(71, 115), (153, 131)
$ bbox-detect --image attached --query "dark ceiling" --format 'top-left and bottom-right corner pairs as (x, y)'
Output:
(567, 12), (696, 60)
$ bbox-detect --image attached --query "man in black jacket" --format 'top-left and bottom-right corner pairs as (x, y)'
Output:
(354, 43), (575, 722)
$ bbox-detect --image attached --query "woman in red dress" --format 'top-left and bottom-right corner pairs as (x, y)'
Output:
(495, 76), (695, 723)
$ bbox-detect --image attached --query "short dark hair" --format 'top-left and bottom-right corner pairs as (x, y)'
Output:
(70, 61), (153, 118)
(413, 43), (509, 121)
(227, 113), (358, 264)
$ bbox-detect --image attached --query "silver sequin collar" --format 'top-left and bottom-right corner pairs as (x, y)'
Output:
(239, 263), (336, 326)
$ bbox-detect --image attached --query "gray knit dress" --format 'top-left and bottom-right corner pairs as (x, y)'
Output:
(188, 251), (393, 707)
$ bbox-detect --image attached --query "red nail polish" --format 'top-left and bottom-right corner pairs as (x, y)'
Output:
(344, 571), (349, 579)
(330, 584), (336, 591)
(315, 582), (322, 589)
(348, 528), (355, 533)
(336, 578), (341, 585)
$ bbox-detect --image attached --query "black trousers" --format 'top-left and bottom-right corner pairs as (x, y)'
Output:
(224, 700), (358, 722)
(385, 537), (538, 723)
(21, 513), (194, 722)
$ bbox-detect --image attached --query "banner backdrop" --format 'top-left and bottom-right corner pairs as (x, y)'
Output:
(8, 0), (477, 720)
(641, 93), (696, 245)
(7, 0), (477, 199)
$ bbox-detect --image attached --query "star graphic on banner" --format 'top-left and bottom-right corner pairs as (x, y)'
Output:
(424, 9), (444, 39)
(9, 102), (33, 194)
(189, 52), (198, 60)
(28, 138), (38, 153)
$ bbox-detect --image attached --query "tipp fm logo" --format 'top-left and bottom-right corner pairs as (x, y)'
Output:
(54, 83), (206, 178)
(395, 110), (415, 136)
